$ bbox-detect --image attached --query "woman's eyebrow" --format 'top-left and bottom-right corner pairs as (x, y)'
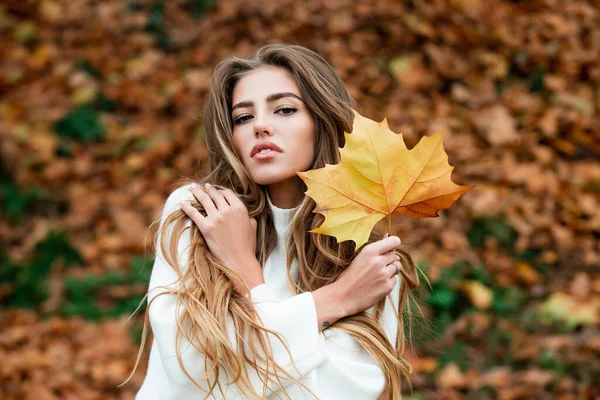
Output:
(232, 92), (303, 112)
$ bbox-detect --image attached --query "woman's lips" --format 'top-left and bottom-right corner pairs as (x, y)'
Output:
(250, 141), (284, 157)
(252, 149), (281, 160)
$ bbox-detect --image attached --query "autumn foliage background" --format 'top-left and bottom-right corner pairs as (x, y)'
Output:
(1, 0), (599, 399)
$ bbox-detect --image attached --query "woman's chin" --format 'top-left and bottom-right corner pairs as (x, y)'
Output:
(250, 171), (301, 186)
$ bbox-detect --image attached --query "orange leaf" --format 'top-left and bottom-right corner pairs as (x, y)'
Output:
(296, 110), (475, 248)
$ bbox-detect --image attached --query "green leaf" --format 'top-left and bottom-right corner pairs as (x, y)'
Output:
(438, 342), (471, 371)
(0, 231), (83, 309)
(467, 215), (517, 248)
(427, 287), (457, 309)
(53, 106), (106, 142)
(182, 0), (217, 19)
(492, 286), (528, 315)
(537, 350), (566, 374)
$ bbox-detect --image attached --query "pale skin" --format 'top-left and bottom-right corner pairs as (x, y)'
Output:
(181, 65), (401, 333)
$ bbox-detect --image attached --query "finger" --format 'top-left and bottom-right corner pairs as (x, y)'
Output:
(382, 250), (400, 265)
(203, 183), (229, 210)
(180, 200), (206, 228)
(219, 188), (245, 209)
(372, 236), (401, 255)
(386, 260), (401, 277)
(381, 243), (398, 256)
(189, 184), (218, 218)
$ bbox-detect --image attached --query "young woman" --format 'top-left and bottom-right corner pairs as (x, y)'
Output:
(131, 44), (420, 399)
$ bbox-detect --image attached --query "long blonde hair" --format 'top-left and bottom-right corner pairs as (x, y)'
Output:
(125, 44), (421, 399)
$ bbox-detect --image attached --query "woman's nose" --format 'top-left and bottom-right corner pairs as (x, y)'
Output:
(253, 114), (273, 137)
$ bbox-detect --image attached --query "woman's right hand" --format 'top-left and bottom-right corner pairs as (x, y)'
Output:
(181, 183), (264, 296)
(332, 235), (402, 317)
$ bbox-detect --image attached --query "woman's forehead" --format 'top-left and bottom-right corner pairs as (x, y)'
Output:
(232, 66), (301, 104)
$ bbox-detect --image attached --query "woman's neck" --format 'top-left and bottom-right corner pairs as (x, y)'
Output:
(265, 179), (304, 209)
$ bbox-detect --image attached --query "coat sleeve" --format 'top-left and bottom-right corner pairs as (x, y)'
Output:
(381, 274), (402, 347)
(136, 185), (327, 400)
(249, 271), (403, 400)
(315, 275), (403, 399)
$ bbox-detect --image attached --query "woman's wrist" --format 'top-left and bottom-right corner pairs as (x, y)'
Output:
(246, 275), (266, 291)
(231, 258), (264, 296)
(312, 283), (347, 332)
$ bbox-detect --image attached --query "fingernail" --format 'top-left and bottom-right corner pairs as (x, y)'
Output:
(205, 183), (211, 188)
(190, 183), (197, 188)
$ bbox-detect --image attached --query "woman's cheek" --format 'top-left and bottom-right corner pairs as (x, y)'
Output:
(297, 147), (315, 172)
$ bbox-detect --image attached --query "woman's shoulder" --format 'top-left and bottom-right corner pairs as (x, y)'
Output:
(150, 184), (195, 284)
(160, 183), (194, 221)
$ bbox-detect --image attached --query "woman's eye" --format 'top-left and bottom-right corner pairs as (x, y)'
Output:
(233, 107), (297, 125)
(277, 107), (297, 115)
(233, 114), (252, 125)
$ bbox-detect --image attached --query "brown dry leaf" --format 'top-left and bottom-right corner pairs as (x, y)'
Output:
(436, 363), (467, 389)
(520, 368), (556, 388)
(538, 108), (560, 138)
(569, 272), (591, 301)
(462, 184), (509, 217)
(592, 276), (600, 295)
(471, 105), (521, 146)
(550, 223), (575, 254)
(480, 367), (512, 389)
(425, 44), (470, 79)
(440, 231), (469, 251)
(111, 208), (148, 249)
(389, 54), (437, 90)
(28, 129), (59, 162)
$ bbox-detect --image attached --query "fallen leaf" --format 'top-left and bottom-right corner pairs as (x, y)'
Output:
(417, 357), (438, 373)
(440, 231), (469, 251)
(516, 261), (542, 286)
(552, 92), (594, 117)
(461, 280), (494, 310)
(480, 367), (511, 389)
(297, 110), (474, 248)
(436, 362), (467, 389)
(471, 104), (521, 146)
(389, 54), (436, 89)
(520, 368), (556, 387)
(569, 272), (591, 301)
(538, 292), (600, 328)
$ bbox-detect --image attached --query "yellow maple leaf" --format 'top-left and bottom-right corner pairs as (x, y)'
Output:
(296, 110), (475, 249)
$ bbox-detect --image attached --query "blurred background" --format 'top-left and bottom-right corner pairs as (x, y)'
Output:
(1, 0), (599, 399)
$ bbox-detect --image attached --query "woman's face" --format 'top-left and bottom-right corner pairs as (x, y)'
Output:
(230, 65), (316, 189)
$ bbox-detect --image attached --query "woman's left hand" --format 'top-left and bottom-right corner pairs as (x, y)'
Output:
(180, 183), (264, 294)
